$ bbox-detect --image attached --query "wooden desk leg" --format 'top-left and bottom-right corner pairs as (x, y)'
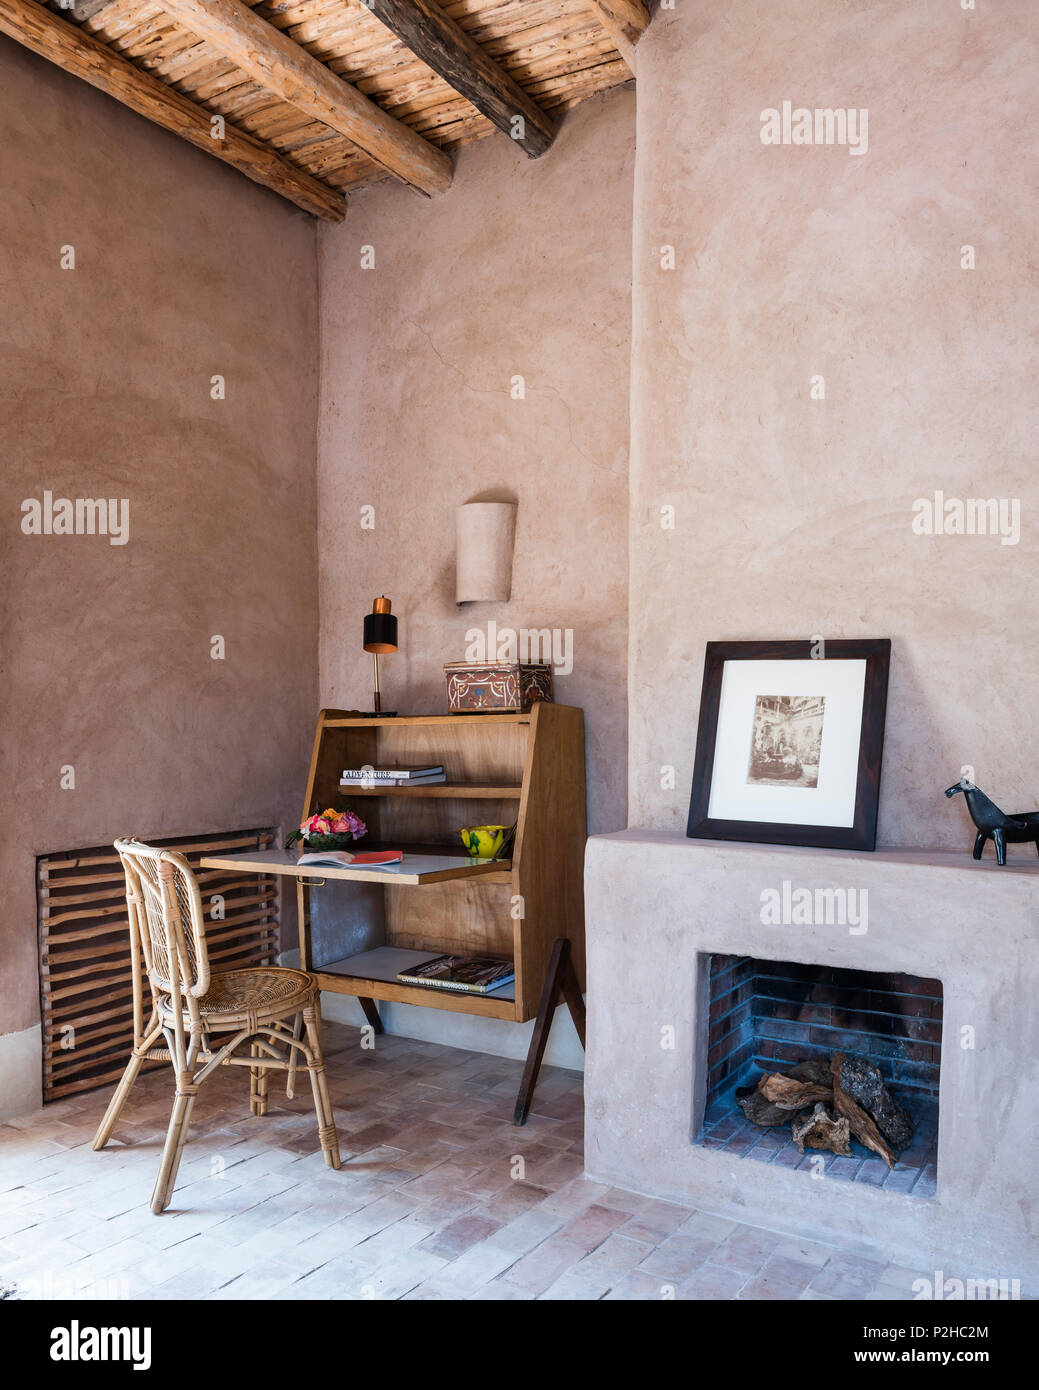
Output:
(358, 997), (383, 1034)
(558, 953), (586, 1050)
(513, 937), (585, 1126)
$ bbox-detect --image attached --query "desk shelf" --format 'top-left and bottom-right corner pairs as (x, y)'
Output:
(325, 714), (531, 729)
(341, 783), (523, 799)
(316, 946), (516, 1019)
(202, 846), (509, 887)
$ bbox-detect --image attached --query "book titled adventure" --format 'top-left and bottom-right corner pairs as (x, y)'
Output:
(340, 765), (443, 783)
(396, 954), (515, 995)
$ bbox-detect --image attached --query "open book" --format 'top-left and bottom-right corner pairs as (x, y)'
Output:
(297, 849), (404, 869)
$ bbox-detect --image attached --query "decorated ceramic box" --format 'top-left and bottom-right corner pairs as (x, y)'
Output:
(444, 661), (554, 714)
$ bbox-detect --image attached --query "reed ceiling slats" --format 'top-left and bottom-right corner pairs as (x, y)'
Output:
(2, 0), (648, 216)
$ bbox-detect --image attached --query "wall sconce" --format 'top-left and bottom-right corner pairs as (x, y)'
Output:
(456, 501), (517, 604)
(362, 596), (397, 715)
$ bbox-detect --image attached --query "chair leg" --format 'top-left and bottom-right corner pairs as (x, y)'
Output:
(249, 1041), (269, 1117)
(302, 1002), (341, 1170)
(92, 1036), (155, 1151)
(286, 1012), (302, 1099)
(151, 1082), (197, 1214)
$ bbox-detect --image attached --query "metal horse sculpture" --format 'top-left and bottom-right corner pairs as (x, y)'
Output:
(944, 781), (1039, 865)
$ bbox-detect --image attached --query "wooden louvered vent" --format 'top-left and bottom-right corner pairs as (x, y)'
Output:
(37, 829), (278, 1102)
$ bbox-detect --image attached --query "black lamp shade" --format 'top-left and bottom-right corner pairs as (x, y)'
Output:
(363, 611), (397, 654)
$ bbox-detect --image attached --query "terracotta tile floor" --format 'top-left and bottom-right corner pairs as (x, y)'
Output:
(0, 1026), (934, 1301)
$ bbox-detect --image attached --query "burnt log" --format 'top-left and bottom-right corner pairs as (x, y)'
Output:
(835, 1053), (914, 1150)
(791, 1103), (852, 1156)
(831, 1053), (897, 1168)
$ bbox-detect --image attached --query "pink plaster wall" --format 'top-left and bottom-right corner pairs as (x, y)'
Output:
(7, 0), (1025, 1045)
(317, 89), (635, 835)
(0, 41), (320, 1039)
(628, 1), (1039, 847)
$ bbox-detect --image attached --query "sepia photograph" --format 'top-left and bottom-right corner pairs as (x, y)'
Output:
(747, 694), (826, 787)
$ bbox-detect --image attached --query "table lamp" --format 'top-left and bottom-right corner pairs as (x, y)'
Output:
(363, 596), (397, 715)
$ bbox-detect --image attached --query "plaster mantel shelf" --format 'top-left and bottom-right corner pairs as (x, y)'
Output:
(589, 829), (1039, 880)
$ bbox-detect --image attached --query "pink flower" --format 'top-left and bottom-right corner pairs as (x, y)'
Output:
(299, 808), (366, 840)
(327, 811), (366, 839)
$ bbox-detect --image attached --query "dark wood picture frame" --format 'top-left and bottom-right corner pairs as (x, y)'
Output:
(686, 639), (891, 852)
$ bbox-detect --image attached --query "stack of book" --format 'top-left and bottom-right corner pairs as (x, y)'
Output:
(340, 764), (445, 788)
(396, 954), (515, 996)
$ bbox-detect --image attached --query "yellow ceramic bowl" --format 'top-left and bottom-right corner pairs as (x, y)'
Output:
(459, 825), (508, 858)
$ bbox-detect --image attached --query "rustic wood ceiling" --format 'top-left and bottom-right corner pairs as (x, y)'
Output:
(0, 0), (649, 219)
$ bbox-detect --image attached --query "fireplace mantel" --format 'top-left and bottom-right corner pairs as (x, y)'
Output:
(584, 831), (1039, 1289)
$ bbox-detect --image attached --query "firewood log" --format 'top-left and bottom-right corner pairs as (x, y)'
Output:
(831, 1052), (897, 1168)
(786, 1058), (833, 1087)
(791, 1102), (853, 1156)
(835, 1054), (914, 1150)
(736, 1082), (791, 1127)
(757, 1072), (834, 1110)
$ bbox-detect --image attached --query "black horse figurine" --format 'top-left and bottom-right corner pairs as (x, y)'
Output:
(944, 781), (1039, 865)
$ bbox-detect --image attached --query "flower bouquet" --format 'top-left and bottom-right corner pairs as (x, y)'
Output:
(286, 806), (367, 853)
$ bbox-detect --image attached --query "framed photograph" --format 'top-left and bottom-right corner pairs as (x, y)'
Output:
(686, 639), (891, 851)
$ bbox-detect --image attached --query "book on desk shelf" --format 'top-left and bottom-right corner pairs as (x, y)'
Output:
(341, 765), (443, 784)
(297, 849), (404, 869)
(396, 954), (515, 995)
(341, 773), (446, 788)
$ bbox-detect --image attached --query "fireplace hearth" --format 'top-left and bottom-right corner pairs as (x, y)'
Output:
(698, 954), (941, 1193)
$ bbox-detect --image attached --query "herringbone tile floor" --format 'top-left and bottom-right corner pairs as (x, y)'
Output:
(0, 1025), (930, 1300)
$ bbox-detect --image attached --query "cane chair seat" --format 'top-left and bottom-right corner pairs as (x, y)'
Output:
(157, 966), (317, 1031)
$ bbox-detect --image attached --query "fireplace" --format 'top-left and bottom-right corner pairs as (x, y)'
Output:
(584, 834), (1039, 1284)
(698, 954), (941, 1194)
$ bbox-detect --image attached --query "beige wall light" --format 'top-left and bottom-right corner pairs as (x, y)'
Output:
(456, 501), (517, 604)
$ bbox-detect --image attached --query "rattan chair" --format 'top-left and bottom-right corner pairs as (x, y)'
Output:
(93, 838), (340, 1212)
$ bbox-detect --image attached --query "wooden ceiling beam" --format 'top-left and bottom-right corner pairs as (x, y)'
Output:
(157, 0), (452, 196)
(363, 0), (555, 159)
(45, 0), (119, 21)
(0, 0), (346, 219)
(585, 0), (650, 74)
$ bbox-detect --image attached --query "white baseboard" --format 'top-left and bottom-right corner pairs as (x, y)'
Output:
(0, 1025), (42, 1121)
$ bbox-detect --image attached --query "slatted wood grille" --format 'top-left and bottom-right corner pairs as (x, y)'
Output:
(37, 828), (278, 1102)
